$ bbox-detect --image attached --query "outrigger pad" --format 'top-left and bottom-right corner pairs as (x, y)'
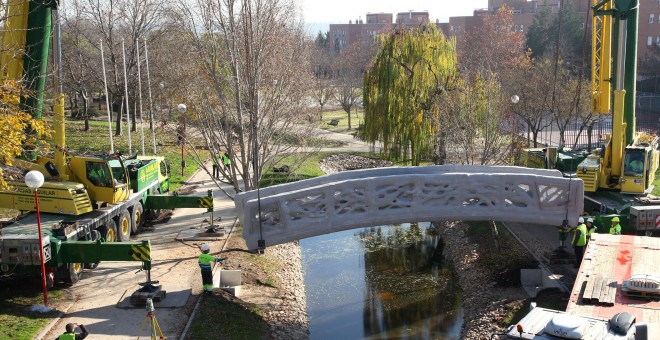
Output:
(116, 286), (190, 309)
(130, 283), (166, 306)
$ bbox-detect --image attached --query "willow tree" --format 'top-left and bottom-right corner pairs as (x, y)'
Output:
(361, 24), (457, 165)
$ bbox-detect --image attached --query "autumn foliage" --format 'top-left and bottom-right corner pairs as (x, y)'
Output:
(0, 81), (50, 189)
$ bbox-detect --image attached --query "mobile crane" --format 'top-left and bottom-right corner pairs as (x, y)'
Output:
(575, 0), (660, 195)
(0, 0), (213, 302)
(518, 0), (660, 235)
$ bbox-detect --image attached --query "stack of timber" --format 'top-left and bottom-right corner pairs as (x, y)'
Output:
(582, 274), (617, 306)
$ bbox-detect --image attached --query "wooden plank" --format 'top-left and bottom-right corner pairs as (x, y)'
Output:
(590, 275), (604, 303)
(602, 279), (617, 306)
(582, 274), (599, 303)
(594, 276), (607, 303)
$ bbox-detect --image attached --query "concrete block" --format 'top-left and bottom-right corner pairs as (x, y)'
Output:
(213, 270), (241, 296)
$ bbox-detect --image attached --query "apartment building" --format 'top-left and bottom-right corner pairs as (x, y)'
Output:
(327, 1), (659, 59)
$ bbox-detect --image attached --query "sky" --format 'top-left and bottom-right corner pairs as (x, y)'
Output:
(301, 0), (489, 33)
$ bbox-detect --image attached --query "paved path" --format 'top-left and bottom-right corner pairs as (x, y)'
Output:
(42, 164), (239, 339)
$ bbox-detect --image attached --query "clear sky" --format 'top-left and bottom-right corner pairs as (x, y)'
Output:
(301, 0), (489, 28)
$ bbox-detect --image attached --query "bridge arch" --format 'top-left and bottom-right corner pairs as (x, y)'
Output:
(235, 165), (584, 250)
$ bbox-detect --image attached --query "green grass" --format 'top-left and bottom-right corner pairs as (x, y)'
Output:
(187, 294), (268, 340)
(55, 118), (206, 192)
(319, 109), (364, 133)
(260, 151), (380, 187)
(0, 281), (64, 339)
(500, 289), (570, 326)
(249, 254), (280, 288)
(652, 169), (660, 196)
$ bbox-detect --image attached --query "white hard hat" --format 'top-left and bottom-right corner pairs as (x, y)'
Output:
(578, 217), (584, 223)
(201, 244), (210, 251)
(587, 218), (593, 223)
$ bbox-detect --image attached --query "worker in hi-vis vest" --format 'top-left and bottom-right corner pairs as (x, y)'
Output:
(609, 217), (622, 235)
(586, 217), (597, 243)
(198, 244), (225, 295)
(569, 217), (587, 267)
(57, 323), (89, 340)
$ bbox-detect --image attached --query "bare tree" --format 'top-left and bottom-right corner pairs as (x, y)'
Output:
(174, 0), (315, 193)
(333, 40), (370, 129)
(62, 0), (169, 137)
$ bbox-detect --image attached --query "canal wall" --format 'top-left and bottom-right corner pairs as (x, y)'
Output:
(439, 221), (530, 339)
(263, 242), (310, 339)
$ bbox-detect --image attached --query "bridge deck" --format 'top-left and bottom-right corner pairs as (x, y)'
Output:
(236, 165), (584, 250)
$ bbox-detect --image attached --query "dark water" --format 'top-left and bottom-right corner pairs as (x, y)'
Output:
(301, 222), (463, 340)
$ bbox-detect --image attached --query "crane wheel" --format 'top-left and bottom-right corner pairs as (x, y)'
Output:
(117, 210), (131, 242)
(103, 220), (118, 242)
(62, 262), (83, 284)
(131, 203), (144, 235)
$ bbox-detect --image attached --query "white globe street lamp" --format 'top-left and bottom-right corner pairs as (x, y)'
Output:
(24, 170), (49, 308)
(511, 95), (520, 104)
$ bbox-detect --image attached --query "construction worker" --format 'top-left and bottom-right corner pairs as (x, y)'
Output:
(57, 323), (89, 340)
(586, 218), (597, 243)
(609, 217), (622, 235)
(569, 217), (587, 267)
(211, 151), (220, 179)
(198, 244), (224, 295)
(222, 152), (231, 171)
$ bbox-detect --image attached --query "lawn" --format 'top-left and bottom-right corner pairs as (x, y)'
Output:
(56, 117), (207, 192)
(318, 108), (364, 133)
(0, 280), (65, 339)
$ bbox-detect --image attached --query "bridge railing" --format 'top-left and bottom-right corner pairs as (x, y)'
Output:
(236, 165), (584, 250)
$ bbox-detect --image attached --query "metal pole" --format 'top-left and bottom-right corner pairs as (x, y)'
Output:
(181, 117), (185, 176)
(34, 190), (48, 307)
(136, 40), (145, 156)
(100, 39), (114, 153)
(255, 89), (264, 251)
(121, 39), (132, 155)
(144, 39), (157, 154)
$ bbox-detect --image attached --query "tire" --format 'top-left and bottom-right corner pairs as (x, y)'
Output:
(63, 262), (83, 284)
(84, 230), (100, 269)
(117, 210), (131, 242)
(131, 203), (144, 235)
(103, 219), (118, 242)
(145, 189), (162, 221)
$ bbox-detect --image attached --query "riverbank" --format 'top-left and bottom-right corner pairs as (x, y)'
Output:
(439, 221), (532, 339)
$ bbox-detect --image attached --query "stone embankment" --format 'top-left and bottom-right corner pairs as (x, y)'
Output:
(439, 221), (530, 339)
(261, 242), (309, 340)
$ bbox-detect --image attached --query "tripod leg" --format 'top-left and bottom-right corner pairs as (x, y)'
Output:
(137, 315), (149, 339)
(153, 316), (165, 339)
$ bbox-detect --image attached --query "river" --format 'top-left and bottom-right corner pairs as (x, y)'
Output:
(301, 222), (463, 339)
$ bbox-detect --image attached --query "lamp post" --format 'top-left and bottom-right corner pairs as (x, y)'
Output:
(25, 170), (48, 307)
(510, 95), (520, 162)
(178, 103), (187, 176)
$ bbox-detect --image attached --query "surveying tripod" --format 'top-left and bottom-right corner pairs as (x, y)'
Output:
(137, 298), (164, 340)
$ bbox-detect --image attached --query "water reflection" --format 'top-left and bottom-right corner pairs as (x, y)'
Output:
(302, 222), (463, 340)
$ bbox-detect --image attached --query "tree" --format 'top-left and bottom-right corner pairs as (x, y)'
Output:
(333, 40), (370, 129)
(509, 60), (553, 147)
(526, 0), (586, 64)
(0, 81), (51, 189)
(461, 4), (530, 75)
(362, 24), (457, 165)
(174, 0), (316, 193)
(63, 0), (169, 138)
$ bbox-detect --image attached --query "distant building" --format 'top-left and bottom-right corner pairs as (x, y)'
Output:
(328, 1), (660, 60)
(328, 11), (432, 53)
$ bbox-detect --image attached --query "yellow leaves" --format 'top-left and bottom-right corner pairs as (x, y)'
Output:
(0, 81), (52, 190)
